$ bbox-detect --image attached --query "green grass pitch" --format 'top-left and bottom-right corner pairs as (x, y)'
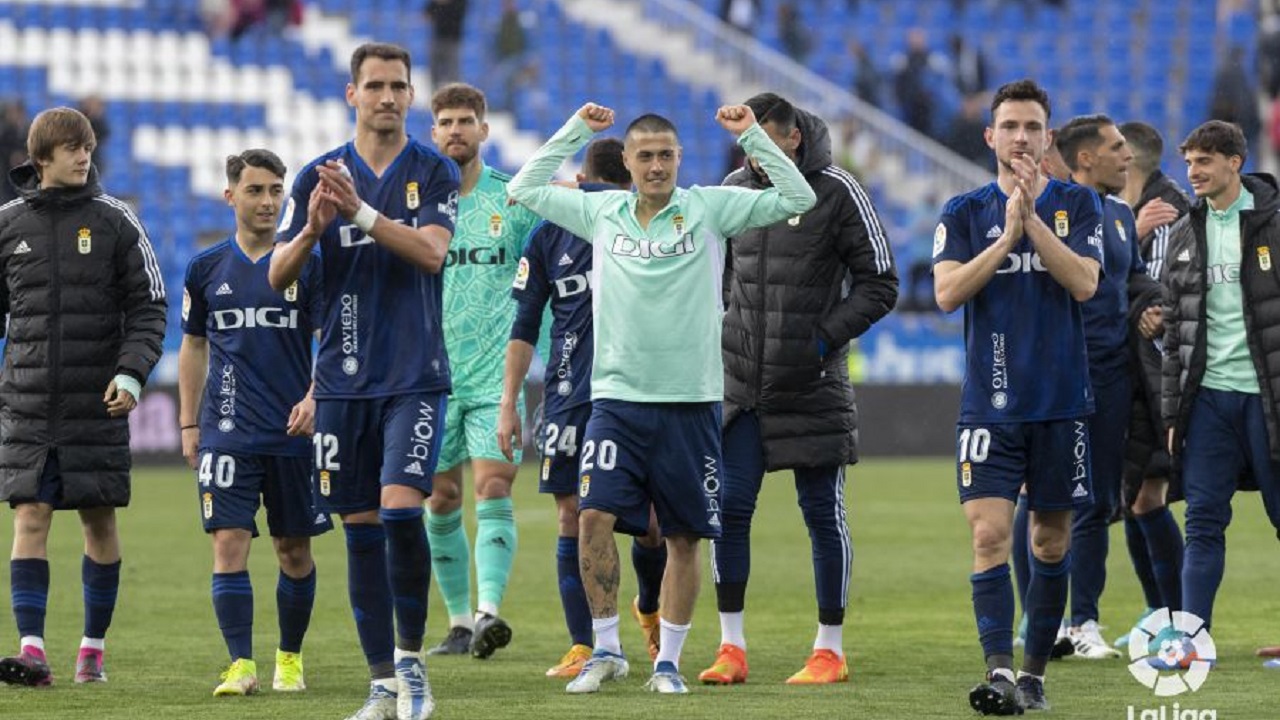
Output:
(1, 459), (1276, 718)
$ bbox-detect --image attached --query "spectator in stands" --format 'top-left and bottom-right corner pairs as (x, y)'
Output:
(847, 41), (880, 109)
(0, 100), (28, 203)
(944, 94), (990, 166)
(77, 96), (110, 181)
(947, 34), (989, 98)
(777, 3), (811, 65)
(1210, 45), (1261, 158)
(892, 29), (943, 137)
(719, 0), (761, 36)
(489, 0), (528, 113)
(425, 0), (468, 89)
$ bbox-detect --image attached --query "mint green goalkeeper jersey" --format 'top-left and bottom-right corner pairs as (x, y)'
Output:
(443, 163), (541, 400)
(508, 115), (817, 402)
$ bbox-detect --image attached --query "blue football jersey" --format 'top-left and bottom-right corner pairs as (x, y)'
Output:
(182, 238), (322, 456)
(932, 179), (1104, 423)
(277, 139), (460, 399)
(511, 218), (594, 414)
(1082, 194), (1145, 381)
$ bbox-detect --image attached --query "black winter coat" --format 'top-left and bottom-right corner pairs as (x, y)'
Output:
(721, 109), (898, 470)
(0, 163), (167, 508)
(1161, 173), (1280, 463)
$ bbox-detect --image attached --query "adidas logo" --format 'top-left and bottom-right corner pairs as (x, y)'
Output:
(1072, 483), (1089, 499)
(1177, 249), (1191, 262)
(708, 513), (722, 528)
(490, 537), (510, 550)
(215, 283), (233, 296)
(558, 253), (573, 266)
(314, 513), (327, 525)
(13, 240), (31, 255)
(403, 460), (424, 476)
(986, 225), (1003, 239)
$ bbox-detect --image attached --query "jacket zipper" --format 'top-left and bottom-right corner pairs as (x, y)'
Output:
(48, 211), (61, 441)
(752, 226), (767, 407)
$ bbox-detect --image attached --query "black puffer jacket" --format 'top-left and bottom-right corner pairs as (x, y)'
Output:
(1161, 173), (1280, 461)
(721, 109), (898, 470)
(1126, 171), (1190, 467)
(0, 163), (167, 508)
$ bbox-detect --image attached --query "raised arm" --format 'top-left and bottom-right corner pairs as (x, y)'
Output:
(508, 104), (614, 240)
(711, 105), (817, 237)
(934, 188), (1023, 313)
(314, 160), (457, 274)
(271, 183), (334, 290)
(1013, 156), (1100, 301)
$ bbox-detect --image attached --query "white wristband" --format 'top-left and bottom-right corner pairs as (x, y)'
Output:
(354, 202), (378, 233)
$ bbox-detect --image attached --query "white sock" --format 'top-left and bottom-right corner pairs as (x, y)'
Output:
(393, 647), (418, 662)
(813, 623), (843, 656)
(19, 635), (44, 652)
(718, 611), (746, 649)
(656, 618), (690, 670)
(992, 668), (1016, 683)
(592, 615), (622, 655)
(450, 613), (475, 631)
(477, 601), (499, 618)
(1016, 670), (1043, 682)
(80, 637), (105, 651)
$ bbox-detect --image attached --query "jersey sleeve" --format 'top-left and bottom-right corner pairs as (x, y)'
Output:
(302, 248), (324, 333)
(416, 157), (461, 234)
(510, 224), (553, 343)
(1068, 188), (1105, 265)
(276, 162), (318, 246)
(704, 123), (817, 238)
(1125, 209), (1147, 276)
(930, 200), (973, 265)
(508, 115), (602, 241)
(181, 260), (208, 337)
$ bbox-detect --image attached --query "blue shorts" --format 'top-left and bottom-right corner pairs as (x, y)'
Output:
(195, 450), (332, 538)
(954, 418), (1093, 511)
(314, 392), (448, 515)
(10, 449), (65, 509)
(579, 399), (723, 539)
(538, 404), (592, 496)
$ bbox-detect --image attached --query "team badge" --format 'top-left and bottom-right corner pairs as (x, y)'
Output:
(541, 458), (551, 481)
(932, 223), (947, 257)
(342, 357), (359, 376)
(788, 215), (801, 226)
(579, 474), (590, 498)
(960, 462), (972, 488)
(319, 471), (331, 496)
(77, 227), (91, 254)
(673, 214), (685, 234)
(489, 213), (503, 238)
(557, 380), (571, 396)
(406, 182), (420, 210)
(513, 257), (530, 290)
(1115, 219), (1127, 243)
(181, 288), (191, 321)
(218, 418), (234, 433)
(202, 492), (213, 519)
(1054, 210), (1069, 238)
(1260, 246), (1273, 272)
(284, 281), (298, 303)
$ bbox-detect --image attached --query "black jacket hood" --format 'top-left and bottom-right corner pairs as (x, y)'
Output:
(9, 162), (102, 209)
(742, 107), (833, 186)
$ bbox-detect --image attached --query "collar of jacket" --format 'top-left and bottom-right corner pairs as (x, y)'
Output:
(8, 161), (102, 210)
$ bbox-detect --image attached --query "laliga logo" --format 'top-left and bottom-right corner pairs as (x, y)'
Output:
(1126, 609), (1215, 697)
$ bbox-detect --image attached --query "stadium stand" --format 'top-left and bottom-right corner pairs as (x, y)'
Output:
(0, 0), (1256, 384)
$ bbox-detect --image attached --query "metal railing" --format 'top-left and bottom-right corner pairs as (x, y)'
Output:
(623, 0), (993, 198)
